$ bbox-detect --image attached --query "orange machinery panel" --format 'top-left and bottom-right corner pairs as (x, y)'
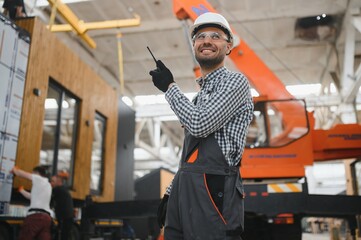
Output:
(312, 124), (361, 161)
(241, 128), (314, 179)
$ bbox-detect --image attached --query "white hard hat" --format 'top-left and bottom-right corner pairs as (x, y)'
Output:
(190, 12), (234, 44)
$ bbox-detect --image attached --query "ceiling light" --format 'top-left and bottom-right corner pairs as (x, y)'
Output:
(34, 0), (92, 8)
(122, 96), (134, 107)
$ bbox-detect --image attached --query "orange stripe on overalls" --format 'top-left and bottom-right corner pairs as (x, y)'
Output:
(187, 149), (199, 163)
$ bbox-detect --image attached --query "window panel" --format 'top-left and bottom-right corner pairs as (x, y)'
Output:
(40, 80), (79, 186)
(246, 99), (308, 148)
(90, 112), (106, 195)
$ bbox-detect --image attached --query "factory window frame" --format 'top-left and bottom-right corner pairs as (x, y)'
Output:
(40, 79), (79, 187)
(90, 111), (106, 195)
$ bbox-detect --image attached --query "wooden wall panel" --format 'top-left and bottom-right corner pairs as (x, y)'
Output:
(15, 18), (118, 202)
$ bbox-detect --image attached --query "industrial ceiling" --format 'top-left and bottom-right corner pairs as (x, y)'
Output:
(19, 0), (361, 95)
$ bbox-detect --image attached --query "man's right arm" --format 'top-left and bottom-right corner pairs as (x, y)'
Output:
(19, 187), (31, 199)
(11, 167), (33, 181)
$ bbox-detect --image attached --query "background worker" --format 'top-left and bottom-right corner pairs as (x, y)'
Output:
(2, 0), (27, 20)
(149, 12), (253, 239)
(11, 165), (52, 240)
(50, 172), (74, 240)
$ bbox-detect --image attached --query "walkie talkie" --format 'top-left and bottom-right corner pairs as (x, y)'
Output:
(147, 46), (158, 64)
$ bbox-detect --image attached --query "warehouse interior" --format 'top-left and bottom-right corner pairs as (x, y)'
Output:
(11, 0), (361, 178)
(0, 0), (361, 239)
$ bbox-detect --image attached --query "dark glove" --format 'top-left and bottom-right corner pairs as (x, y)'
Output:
(149, 60), (174, 92)
(157, 194), (169, 228)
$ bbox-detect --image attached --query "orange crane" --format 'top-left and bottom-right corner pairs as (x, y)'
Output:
(172, 0), (361, 239)
(173, 0), (361, 179)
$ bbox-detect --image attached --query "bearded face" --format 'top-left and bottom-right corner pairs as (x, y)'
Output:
(192, 27), (231, 71)
(195, 42), (227, 69)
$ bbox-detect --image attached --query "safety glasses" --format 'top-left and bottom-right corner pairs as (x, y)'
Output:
(192, 31), (229, 43)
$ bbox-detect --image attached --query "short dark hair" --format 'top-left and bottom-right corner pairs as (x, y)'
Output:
(32, 165), (49, 178)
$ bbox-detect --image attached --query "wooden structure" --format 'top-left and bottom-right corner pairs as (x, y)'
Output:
(15, 17), (118, 202)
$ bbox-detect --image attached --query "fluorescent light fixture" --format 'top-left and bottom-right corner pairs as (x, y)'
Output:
(132, 83), (346, 107)
(134, 90), (261, 107)
(34, 0), (92, 7)
(135, 94), (167, 105)
(122, 96), (134, 107)
(286, 84), (321, 96)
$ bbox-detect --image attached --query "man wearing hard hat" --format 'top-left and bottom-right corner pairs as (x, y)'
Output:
(150, 12), (253, 239)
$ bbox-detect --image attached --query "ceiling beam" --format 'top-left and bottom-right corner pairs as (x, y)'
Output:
(90, 19), (183, 37)
(46, 0), (141, 48)
(49, 15), (141, 32)
(353, 16), (361, 33)
(47, 0), (96, 48)
(342, 62), (361, 103)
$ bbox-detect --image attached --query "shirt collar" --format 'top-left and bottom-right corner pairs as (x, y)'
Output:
(196, 66), (228, 87)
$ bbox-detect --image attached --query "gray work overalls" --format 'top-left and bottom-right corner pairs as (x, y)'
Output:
(164, 129), (245, 240)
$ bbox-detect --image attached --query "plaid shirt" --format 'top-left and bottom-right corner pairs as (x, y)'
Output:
(164, 66), (254, 195)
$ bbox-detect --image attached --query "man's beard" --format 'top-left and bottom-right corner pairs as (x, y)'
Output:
(195, 52), (225, 70)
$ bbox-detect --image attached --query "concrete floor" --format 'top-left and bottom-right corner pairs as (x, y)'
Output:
(302, 233), (344, 240)
(302, 232), (334, 240)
